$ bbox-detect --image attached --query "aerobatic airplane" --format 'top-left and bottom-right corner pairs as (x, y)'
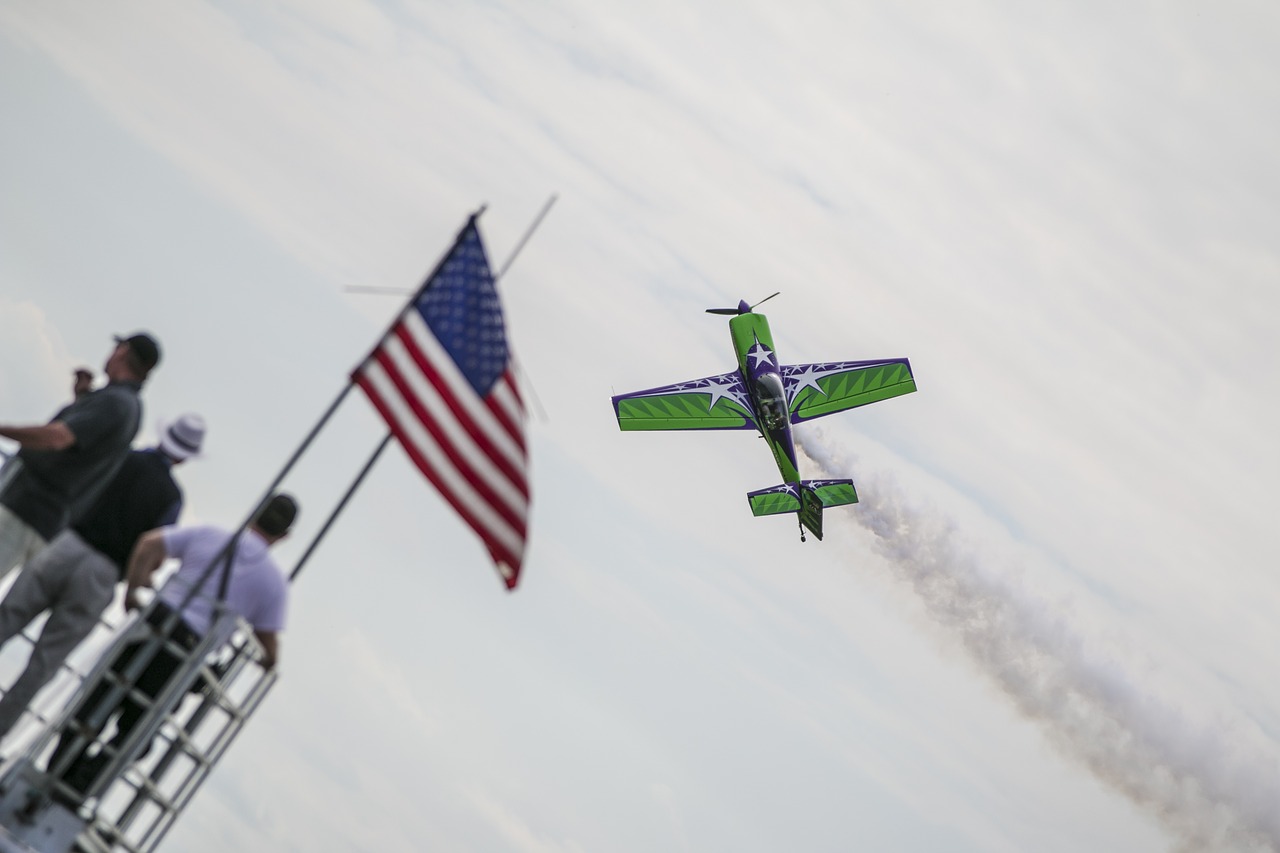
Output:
(611, 294), (916, 541)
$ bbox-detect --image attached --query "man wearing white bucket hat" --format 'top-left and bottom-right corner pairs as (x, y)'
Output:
(0, 414), (206, 739)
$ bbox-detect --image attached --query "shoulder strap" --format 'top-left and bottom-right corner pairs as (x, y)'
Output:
(216, 533), (241, 603)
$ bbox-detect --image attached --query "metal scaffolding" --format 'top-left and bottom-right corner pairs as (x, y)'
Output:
(0, 603), (275, 853)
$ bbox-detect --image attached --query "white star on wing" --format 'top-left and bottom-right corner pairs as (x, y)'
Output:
(786, 364), (827, 397)
(702, 377), (743, 411)
(631, 374), (748, 413)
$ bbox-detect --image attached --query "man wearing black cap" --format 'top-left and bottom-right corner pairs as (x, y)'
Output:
(0, 333), (159, 580)
(51, 493), (296, 796)
(0, 413), (206, 739)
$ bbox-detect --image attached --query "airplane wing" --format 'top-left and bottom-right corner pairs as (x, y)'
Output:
(612, 370), (758, 431)
(782, 358), (916, 423)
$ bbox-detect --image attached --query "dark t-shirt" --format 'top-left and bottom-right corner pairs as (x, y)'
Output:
(0, 381), (142, 540)
(74, 448), (182, 577)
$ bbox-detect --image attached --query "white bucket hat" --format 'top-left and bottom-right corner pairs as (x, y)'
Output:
(157, 413), (206, 461)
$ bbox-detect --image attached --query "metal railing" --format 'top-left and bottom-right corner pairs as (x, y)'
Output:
(0, 601), (276, 853)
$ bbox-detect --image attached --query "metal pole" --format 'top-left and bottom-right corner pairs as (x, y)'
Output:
(285, 196), (556, 584)
(351, 207), (487, 373)
(288, 432), (393, 583)
(285, 197), (555, 584)
(498, 194), (557, 423)
(179, 208), (490, 607)
(495, 194), (557, 280)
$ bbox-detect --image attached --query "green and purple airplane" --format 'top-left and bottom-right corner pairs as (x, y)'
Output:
(611, 294), (916, 541)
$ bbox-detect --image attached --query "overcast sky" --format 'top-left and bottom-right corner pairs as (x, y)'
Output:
(2, 1), (1278, 851)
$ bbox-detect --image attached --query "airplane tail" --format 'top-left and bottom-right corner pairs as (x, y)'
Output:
(746, 479), (858, 542)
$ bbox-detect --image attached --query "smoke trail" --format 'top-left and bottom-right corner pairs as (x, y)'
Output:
(797, 432), (1280, 852)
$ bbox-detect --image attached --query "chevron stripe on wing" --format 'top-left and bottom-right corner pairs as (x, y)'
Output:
(782, 358), (916, 423)
(612, 370), (757, 431)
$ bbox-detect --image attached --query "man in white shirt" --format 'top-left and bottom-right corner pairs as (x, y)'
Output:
(51, 493), (297, 796)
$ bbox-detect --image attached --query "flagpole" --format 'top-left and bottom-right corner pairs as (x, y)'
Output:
(235, 201), (482, 526)
(495, 194), (556, 281)
(351, 206), (488, 371)
(175, 209), (491, 604)
(167, 378), (355, 621)
(288, 431), (393, 582)
(282, 198), (553, 586)
(496, 194), (557, 424)
(241, 208), (489, 534)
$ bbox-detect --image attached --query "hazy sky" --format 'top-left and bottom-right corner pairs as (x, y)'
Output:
(2, 2), (1278, 851)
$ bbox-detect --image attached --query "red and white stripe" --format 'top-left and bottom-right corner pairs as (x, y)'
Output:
(354, 309), (528, 586)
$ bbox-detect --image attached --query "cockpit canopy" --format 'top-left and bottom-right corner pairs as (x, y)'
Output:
(754, 372), (788, 431)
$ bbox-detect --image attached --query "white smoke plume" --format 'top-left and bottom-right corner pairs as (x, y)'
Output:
(797, 432), (1280, 852)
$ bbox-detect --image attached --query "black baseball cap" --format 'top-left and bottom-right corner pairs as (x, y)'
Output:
(254, 493), (299, 538)
(113, 332), (161, 373)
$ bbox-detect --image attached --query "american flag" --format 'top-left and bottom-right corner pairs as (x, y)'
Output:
(353, 220), (529, 588)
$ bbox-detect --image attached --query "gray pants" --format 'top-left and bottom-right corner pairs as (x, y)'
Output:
(0, 502), (47, 584)
(0, 530), (116, 738)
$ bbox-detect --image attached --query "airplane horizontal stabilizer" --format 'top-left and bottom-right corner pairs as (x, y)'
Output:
(746, 479), (859, 517)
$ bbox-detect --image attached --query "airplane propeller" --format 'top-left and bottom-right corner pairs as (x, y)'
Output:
(705, 291), (780, 316)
